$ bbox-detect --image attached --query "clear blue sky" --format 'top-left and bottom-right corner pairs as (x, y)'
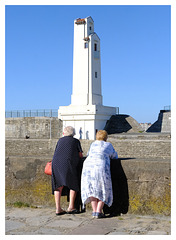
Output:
(5, 5), (171, 124)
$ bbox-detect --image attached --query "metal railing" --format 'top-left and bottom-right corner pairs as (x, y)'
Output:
(5, 109), (58, 118)
(116, 107), (119, 114)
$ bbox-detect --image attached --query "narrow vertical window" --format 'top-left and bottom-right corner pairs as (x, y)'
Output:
(94, 43), (97, 51)
(95, 72), (97, 78)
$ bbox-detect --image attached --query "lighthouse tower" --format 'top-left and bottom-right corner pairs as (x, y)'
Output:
(58, 17), (117, 140)
(71, 17), (102, 106)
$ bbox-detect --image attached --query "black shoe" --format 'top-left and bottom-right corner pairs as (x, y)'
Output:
(56, 211), (66, 216)
(66, 209), (79, 214)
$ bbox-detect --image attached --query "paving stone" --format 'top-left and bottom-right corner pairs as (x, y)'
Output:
(5, 220), (25, 232)
(69, 225), (110, 235)
(146, 231), (168, 235)
(46, 219), (83, 228)
(36, 227), (62, 235)
(5, 207), (171, 235)
(108, 232), (127, 235)
(25, 215), (53, 226)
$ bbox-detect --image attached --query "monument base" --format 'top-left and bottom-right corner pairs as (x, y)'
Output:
(58, 104), (117, 140)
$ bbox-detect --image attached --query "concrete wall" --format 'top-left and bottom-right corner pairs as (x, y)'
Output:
(80, 133), (171, 159)
(147, 111), (171, 133)
(5, 134), (171, 159)
(161, 111), (171, 132)
(5, 133), (171, 216)
(5, 117), (63, 139)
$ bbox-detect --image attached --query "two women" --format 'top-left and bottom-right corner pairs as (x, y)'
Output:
(52, 127), (118, 217)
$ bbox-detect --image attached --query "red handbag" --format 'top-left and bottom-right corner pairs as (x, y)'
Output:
(44, 161), (52, 175)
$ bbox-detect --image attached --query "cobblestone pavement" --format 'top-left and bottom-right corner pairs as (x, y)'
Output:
(5, 207), (171, 235)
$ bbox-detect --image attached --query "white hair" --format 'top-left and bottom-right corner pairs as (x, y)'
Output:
(63, 126), (75, 136)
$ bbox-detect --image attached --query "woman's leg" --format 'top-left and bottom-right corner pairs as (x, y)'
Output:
(96, 200), (104, 213)
(90, 197), (98, 212)
(54, 186), (64, 213)
(68, 189), (77, 210)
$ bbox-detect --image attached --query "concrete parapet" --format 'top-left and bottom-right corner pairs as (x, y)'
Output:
(147, 110), (171, 133)
(5, 133), (171, 216)
(5, 139), (58, 157)
(5, 117), (63, 139)
(5, 156), (170, 216)
(5, 133), (171, 159)
(121, 158), (170, 215)
(81, 133), (171, 159)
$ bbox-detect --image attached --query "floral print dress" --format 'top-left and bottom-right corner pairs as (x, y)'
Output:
(81, 140), (118, 208)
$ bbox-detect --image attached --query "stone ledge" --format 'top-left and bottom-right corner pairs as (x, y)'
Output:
(5, 155), (171, 215)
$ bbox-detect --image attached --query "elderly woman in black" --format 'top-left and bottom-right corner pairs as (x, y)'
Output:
(52, 126), (83, 215)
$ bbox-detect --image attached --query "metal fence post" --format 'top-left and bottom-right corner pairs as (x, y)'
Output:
(50, 117), (52, 139)
(5, 109), (58, 118)
(116, 107), (119, 114)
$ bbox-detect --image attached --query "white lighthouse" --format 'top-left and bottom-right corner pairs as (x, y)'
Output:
(71, 17), (102, 106)
(58, 16), (117, 140)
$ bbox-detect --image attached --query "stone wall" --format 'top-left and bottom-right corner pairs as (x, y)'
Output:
(5, 133), (171, 216)
(80, 133), (171, 159)
(5, 117), (63, 139)
(5, 133), (171, 159)
(147, 110), (171, 133)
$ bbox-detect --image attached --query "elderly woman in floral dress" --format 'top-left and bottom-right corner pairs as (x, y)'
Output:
(81, 130), (118, 218)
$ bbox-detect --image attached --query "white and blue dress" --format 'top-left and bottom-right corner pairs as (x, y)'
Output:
(81, 140), (118, 208)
